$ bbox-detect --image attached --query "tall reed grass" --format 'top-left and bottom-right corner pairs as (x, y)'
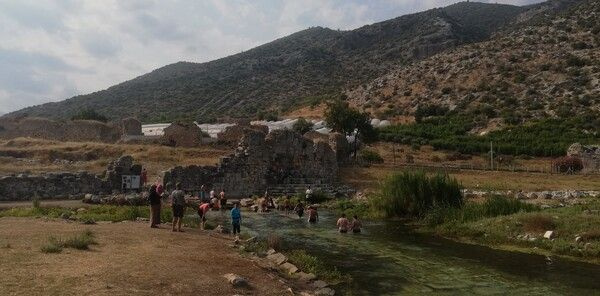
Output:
(425, 195), (539, 226)
(370, 171), (463, 218)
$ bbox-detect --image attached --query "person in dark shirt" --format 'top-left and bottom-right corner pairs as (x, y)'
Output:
(148, 185), (161, 228)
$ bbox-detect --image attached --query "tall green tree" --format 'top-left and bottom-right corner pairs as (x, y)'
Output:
(324, 99), (375, 142)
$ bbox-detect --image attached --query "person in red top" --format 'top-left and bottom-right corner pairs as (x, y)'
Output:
(198, 202), (213, 230)
(156, 182), (164, 196)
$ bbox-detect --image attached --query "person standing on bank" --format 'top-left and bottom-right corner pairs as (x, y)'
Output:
(148, 184), (161, 228)
(199, 184), (207, 203)
(219, 189), (227, 211)
(170, 183), (186, 232)
(231, 202), (242, 237)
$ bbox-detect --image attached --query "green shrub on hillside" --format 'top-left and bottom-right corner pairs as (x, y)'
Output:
(371, 171), (463, 218)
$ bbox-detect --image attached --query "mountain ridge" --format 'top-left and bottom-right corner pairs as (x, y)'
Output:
(6, 1), (531, 123)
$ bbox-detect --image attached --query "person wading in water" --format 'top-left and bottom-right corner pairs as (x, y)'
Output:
(294, 202), (305, 219)
(351, 215), (363, 233)
(307, 206), (319, 223)
(337, 213), (350, 233)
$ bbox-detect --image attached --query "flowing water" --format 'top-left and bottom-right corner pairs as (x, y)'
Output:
(208, 210), (600, 295)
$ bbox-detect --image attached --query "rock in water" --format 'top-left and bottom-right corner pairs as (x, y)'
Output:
(223, 273), (248, 287)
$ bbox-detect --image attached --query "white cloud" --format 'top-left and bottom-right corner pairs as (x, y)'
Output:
(0, 0), (545, 114)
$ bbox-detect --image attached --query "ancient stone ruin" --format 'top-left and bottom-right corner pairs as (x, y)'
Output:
(217, 123), (269, 145)
(0, 117), (121, 143)
(162, 122), (203, 147)
(121, 117), (142, 136)
(567, 143), (600, 172)
(163, 129), (345, 197)
(0, 156), (143, 201)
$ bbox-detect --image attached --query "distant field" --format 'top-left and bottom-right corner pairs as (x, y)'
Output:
(341, 165), (600, 192)
(0, 138), (231, 181)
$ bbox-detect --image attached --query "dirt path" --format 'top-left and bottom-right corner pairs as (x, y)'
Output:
(0, 217), (293, 296)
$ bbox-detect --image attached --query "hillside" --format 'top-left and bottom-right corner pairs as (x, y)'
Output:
(7, 2), (527, 123)
(348, 0), (599, 128)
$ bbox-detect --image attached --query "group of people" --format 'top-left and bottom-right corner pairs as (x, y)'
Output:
(147, 182), (362, 236)
(147, 182), (240, 234)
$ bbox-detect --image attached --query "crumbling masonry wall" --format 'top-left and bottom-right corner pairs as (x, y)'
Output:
(163, 129), (339, 197)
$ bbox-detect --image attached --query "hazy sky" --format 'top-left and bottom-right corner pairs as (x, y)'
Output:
(0, 0), (544, 114)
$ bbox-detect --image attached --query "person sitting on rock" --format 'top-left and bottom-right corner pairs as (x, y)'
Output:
(336, 213), (350, 233)
(198, 202), (212, 230)
(351, 215), (363, 234)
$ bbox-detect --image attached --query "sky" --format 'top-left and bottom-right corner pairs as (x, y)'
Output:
(0, 0), (544, 114)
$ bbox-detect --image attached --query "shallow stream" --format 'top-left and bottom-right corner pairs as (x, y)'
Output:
(208, 210), (600, 295)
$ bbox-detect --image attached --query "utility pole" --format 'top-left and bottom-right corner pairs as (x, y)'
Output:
(490, 141), (494, 170)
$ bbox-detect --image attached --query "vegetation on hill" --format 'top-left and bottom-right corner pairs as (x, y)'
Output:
(378, 112), (600, 156)
(349, 0), (599, 130)
(7, 2), (528, 123)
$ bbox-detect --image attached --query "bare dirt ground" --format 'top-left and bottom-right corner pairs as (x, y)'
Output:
(0, 217), (292, 296)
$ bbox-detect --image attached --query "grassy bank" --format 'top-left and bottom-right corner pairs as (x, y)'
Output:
(0, 204), (208, 228)
(330, 170), (600, 264)
(428, 199), (600, 263)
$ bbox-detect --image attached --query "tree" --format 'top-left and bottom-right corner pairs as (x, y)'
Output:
(325, 100), (376, 161)
(71, 109), (108, 122)
(292, 117), (314, 134)
(324, 99), (375, 142)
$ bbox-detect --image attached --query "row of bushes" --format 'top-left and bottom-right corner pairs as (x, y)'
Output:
(378, 114), (600, 157)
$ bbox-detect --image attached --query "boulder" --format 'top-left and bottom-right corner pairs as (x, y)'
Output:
(240, 198), (254, 207)
(315, 288), (335, 296)
(312, 280), (328, 289)
(267, 252), (288, 265)
(280, 262), (299, 274)
(543, 231), (555, 239)
(297, 272), (317, 282)
(223, 273), (248, 287)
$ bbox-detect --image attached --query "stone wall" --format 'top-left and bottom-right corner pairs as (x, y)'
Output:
(0, 156), (143, 201)
(122, 118), (142, 136)
(0, 117), (121, 143)
(0, 172), (109, 201)
(163, 129), (339, 197)
(567, 143), (600, 172)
